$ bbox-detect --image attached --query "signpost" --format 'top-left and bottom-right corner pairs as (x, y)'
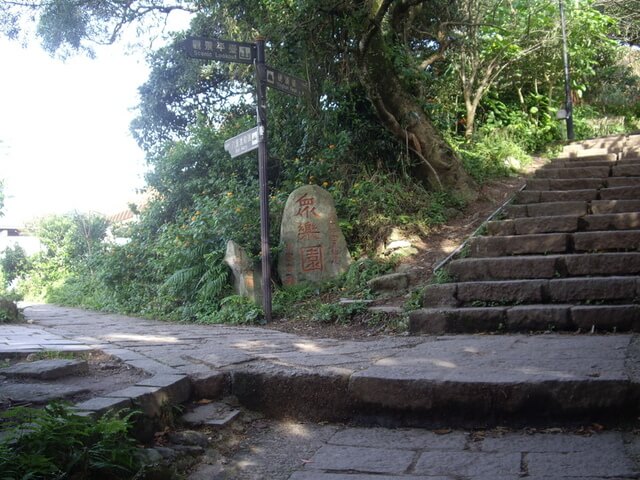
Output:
(182, 35), (308, 323)
(182, 37), (256, 64)
(223, 126), (262, 158)
(265, 67), (309, 97)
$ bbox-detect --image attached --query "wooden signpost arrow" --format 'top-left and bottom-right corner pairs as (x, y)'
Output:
(182, 35), (307, 323)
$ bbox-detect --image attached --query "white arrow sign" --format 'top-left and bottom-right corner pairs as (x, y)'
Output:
(224, 126), (262, 158)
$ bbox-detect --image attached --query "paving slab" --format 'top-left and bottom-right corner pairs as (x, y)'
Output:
(2, 358), (88, 380)
(286, 427), (639, 480)
(0, 383), (90, 404)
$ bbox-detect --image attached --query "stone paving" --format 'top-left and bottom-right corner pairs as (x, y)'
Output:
(285, 427), (640, 480)
(1, 304), (639, 478)
(10, 304), (640, 425)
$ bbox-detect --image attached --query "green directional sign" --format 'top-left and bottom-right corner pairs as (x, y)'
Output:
(183, 36), (256, 64)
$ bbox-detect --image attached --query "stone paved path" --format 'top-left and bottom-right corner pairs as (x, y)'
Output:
(2, 304), (639, 478)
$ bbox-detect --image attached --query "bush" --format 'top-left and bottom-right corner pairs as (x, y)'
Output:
(0, 403), (142, 479)
(0, 298), (21, 323)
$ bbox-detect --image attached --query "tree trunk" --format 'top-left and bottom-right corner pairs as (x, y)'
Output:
(464, 97), (477, 138)
(357, 27), (475, 194)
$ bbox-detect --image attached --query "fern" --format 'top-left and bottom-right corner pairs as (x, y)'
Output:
(163, 249), (229, 302)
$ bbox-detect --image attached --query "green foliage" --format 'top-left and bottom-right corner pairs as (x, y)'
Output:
(0, 402), (142, 479)
(0, 244), (29, 288)
(340, 258), (397, 298)
(0, 298), (21, 323)
(431, 268), (453, 285)
(196, 295), (263, 325)
(312, 301), (369, 325)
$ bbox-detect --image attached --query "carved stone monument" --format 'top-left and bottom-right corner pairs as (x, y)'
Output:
(224, 240), (262, 303)
(278, 185), (351, 286)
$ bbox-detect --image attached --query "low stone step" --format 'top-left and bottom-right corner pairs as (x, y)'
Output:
(487, 213), (640, 236)
(447, 252), (640, 281)
(617, 158), (640, 165)
(487, 215), (579, 236)
(605, 177), (640, 187)
(591, 199), (640, 214)
(505, 201), (588, 218)
(612, 164), (640, 176)
(580, 212), (640, 231)
(526, 178), (604, 191)
(562, 153), (618, 162)
(468, 233), (568, 257)
(600, 185), (640, 200)
(515, 189), (598, 204)
(535, 166), (610, 179)
(573, 229), (640, 252)
(546, 159), (616, 168)
(622, 149), (640, 159)
(422, 276), (638, 308)
(408, 304), (640, 334)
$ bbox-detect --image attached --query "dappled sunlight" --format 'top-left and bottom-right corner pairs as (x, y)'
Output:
(463, 346), (480, 354)
(294, 342), (325, 353)
(232, 340), (286, 351)
(376, 357), (458, 369)
(104, 333), (181, 343)
(236, 459), (258, 470)
(515, 367), (575, 379)
(282, 421), (312, 439)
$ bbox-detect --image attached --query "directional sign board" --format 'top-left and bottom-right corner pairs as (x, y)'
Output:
(224, 126), (262, 158)
(183, 36), (256, 64)
(265, 67), (309, 97)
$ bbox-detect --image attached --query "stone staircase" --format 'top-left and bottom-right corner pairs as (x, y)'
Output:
(410, 134), (640, 335)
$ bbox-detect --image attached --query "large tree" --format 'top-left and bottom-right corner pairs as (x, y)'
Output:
(2, 0), (479, 192)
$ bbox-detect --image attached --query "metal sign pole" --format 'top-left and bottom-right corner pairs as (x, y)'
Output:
(559, 0), (574, 141)
(255, 36), (273, 323)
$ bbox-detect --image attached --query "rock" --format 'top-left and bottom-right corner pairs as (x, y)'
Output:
(181, 402), (241, 428)
(223, 240), (262, 304)
(168, 430), (210, 448)
(367, 273), (409, 292)
(277, 185), (351, 286)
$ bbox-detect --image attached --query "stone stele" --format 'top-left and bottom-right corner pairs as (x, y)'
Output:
(224, 240), (262, 303)
(278, 185), (351, 285)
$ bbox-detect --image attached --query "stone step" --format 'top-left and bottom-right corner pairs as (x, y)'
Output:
(605, 177), (640, 187)
(534, 166), (611, 179)
(622, 148), (640, 159)
(546, 159), (616, 168)
(600, 185), (640, 200)
(487, 215), (579, 236)
(468, 233), (568, 257)
(469, 230), (640, 256)
(612, 164), (640, 176)
(408, 304), (640, 334)
(447, 252), (640, 281)
(422, 277), (639, 308)
(581, 212), (640, 231)
(487, 212), (640, 236)
(505, 201), (588, 218)
(514, 189), (598, 204)
(559, 148), (612, 158)
(617, 158), (640, 165)
(592, 199), (640, 214)
(573, 229), (640, 252)
(525, 178), (604, 190)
